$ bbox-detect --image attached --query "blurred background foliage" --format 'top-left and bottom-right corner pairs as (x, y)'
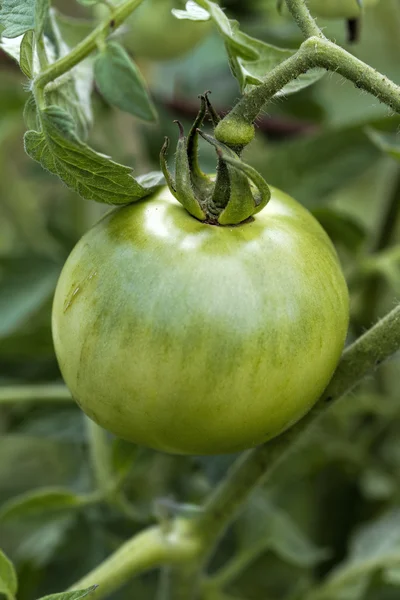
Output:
(1, 1), (400, 599)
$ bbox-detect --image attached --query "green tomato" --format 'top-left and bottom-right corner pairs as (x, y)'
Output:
(306, 0), (378, 19)
(120, 0), (211, 61)
(52, 186), (349, 455)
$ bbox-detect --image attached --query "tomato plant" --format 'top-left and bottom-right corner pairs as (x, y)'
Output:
(52, 185), (349, 455)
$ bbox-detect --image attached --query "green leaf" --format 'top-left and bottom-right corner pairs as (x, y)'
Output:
(0, 0), (49, 38)
(23, 94), (39, 130)
(228, 25), (325, 95)
(94, 42), (157, 122)
(20, 30), (34, 79)
(366, 127), (400, 161)
(312, 207), (366, 252)
(24, 106), (152, 204)
(255, 126), (381, 207)
(0, 0), (34, 38)
(0, 549), (17, 600)
(238, 493), (328, 569)
(319, 509), (400, 599)
(37, 587), (97, 600)
(0, 489), (84, 523)
(0, 256), (60, 339)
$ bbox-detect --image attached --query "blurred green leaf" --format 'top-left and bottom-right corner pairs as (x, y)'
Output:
(367, 128), (400, 162)
(0, 488), (85, 523)
(0, 548), (17, 600)
(238, 493), (328, 569)
(317, 510), (400, 599)
(256, 125), (382, 206)
(24, 106), (152, 204)
(0, 435), (84, 501)
(312, 207), (367, 252)
(94, 42), (157, 122)
(0, 256), (60, 339)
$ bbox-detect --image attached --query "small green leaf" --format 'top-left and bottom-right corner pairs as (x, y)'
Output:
(0, 549), (17, 600)
(0, 488), (84, 522)
(24, 106), (152, 204)
(37, 587), (97, 600)
(20, 30), (34, 78)
(94, 42), (157, 122)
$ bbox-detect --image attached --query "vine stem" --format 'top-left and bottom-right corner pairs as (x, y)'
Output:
(68, 304), (400, 600)
(86, 419), (114, 497)
(33, 0), (144, 108)
(0, 384), (71, 404)
(216, 36), (400, 145)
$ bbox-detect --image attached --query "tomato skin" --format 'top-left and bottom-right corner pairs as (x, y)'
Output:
(52, 186), (349, 455)
(120, 0), (210, 61)
(307, 0), (378, 19)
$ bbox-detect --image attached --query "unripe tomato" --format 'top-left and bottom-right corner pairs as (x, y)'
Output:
(117, 0), (211, 61)
(52, 187), (349, 455)
(307, 0), (378, 19)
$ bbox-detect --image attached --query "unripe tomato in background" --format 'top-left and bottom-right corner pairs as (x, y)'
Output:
(52, 186), (349, 456)
(97, 0), (212, 61)
(306, 0), (379, 19)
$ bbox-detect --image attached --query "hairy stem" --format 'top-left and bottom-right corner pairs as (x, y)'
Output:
(216, 36), (400, 145)
(34, 0), (144, 94)
(285, 0), (323, 38)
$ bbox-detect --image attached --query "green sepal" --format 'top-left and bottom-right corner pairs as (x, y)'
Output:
(198, 132), (271, 225)
(174, 122), (207, 221)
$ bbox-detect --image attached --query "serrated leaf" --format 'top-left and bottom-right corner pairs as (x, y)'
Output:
(0, 0), (49, 38)
(0, 0), (34, 38)
(20, 30), (34, 78)
(24, 106), (151, 204)
(0, 549), (17, 600)
(94, 42), (157, 122)
(0, 488), (84, 522)
(136, 171), (165, 189)
(37, 587), (97, 600)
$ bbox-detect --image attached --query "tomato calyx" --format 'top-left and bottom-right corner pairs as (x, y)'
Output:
(160, 93), (271, 226)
